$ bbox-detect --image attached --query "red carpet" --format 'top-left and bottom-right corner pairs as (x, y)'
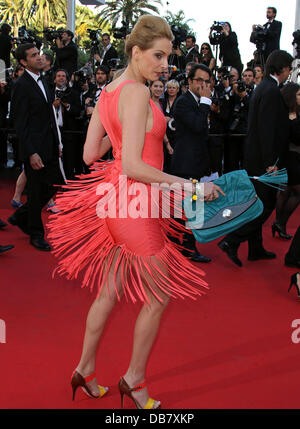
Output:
(1, 178), (300, 409)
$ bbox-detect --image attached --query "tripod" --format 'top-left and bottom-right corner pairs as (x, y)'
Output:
(255, 44), (265, 69)
(90, 44), (100, 75)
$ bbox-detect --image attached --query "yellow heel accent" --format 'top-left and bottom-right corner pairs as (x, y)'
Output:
(144, 398), (155, 409)
(98, 385), (109, 398)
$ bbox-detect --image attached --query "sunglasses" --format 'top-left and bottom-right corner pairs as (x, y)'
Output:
(202, 47), (209, 50)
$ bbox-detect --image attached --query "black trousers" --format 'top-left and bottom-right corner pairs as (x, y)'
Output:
(286, 226), (300, 261)
(208, 135), (224, 177)
(224, 180), (277, 254)
(62, 130), (84, 180)
(224, 135), (245, 173)
(13, 158), (64, 239)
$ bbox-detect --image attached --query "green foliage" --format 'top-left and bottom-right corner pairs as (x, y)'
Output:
(164, 9), (196, 38)
(96, 0), (163, 28)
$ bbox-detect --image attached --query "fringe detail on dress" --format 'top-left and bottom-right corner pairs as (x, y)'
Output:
(47, 160), (208, 304)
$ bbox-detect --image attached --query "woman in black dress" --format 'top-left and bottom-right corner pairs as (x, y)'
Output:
(273, 83), (300, 239)
(161, 79), (180, 173)
(199, 43), (216, 72)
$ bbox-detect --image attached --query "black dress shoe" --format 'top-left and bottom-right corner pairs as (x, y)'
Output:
(7, 214), (30, 235)
(218, 239), (242, 267)
(0, 219), (7, 228)
(0, 245), (14, 254)
(191, 251), (212, 263)
(248, 250), (276, 261)
(30, 237), (51, 252)
(285, 257), (300, 269)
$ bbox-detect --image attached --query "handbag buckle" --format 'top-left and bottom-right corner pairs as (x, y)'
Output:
(222, 209), (232, 218)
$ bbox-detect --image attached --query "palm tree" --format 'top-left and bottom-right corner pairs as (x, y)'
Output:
(164, 9), (195, 35)
(23, 0), (67, 32)
(97, 0), (163, 28)
(0, 0), (26, 36)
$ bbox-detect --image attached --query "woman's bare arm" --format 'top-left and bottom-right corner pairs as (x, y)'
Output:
(83, 101), (112, 164)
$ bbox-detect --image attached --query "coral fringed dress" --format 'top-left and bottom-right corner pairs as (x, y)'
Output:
(47, 81), (209, 304)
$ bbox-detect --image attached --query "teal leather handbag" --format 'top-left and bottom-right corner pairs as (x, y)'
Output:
(184, 169), (288, 244)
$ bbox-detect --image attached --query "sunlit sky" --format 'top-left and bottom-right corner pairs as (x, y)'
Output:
(82, 0), (299, 66)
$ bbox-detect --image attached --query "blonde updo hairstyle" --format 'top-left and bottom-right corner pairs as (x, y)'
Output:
(125, 15), (174, 60)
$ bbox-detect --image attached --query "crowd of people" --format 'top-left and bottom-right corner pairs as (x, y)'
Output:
(0, 7), (299, 269)
(0, 8), (299, 409)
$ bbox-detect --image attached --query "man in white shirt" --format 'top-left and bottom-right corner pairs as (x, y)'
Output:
(95, 34), (118, 67)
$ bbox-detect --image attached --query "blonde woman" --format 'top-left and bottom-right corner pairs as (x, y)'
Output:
(48, 15), (223, 409)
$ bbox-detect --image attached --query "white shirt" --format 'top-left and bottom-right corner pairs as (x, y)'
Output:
(101, 44), (111, 64)
(270, 74), (280, 86)
(188, 89), (212, 106)
(26, 69), (48, 101)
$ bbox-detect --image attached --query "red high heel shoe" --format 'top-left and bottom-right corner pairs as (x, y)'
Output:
(118, 377), (161, 409)
(71, 370), (108, 401)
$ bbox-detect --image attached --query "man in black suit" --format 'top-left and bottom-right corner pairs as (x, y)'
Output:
(95, 34), (118, 67)
(251, 7), (282, 63)
(171, 64), (213, 263)
(184, 35), (200, 65)
(219, 50), (294, 267)
(54, 30), (78, 78)
(9, 43), (65, 251)
(0, 219), (14, 253)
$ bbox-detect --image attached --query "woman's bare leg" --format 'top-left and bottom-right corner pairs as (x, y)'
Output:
(123, 259), (170, 408)
(12, 170), (26, 203)
(75, 251), (124, 395)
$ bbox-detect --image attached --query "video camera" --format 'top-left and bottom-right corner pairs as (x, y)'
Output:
(171, 25), (188, 50)
(12, 26), (42, 51)
(251, 25), (267, 50)
(87, 29), (101, 47)
(43, 27), (64, 43)
(210, 21), (226, 45)
(113, 21), (131, 40)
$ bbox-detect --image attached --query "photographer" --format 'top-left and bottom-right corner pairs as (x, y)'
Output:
(211, 22), (243, 76)
(95, 34), (118, 67)
(0, 24), (12, 69)
(84, 65), (110, 121)
(250, 7), (282, 63)
(41, 53), (55, 91)
(185, 35), (201, 64)
(208, 74), (232, 176)
(54, 30), (78, 78)
(225, 68), (254, 173)
(53, 69), (81, 179)
(168, 44), (186, 73)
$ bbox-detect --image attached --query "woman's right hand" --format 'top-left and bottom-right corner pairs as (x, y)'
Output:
(290, 112), (297, 120)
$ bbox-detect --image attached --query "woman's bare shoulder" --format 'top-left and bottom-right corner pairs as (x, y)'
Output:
(120, 81), (150, 99)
